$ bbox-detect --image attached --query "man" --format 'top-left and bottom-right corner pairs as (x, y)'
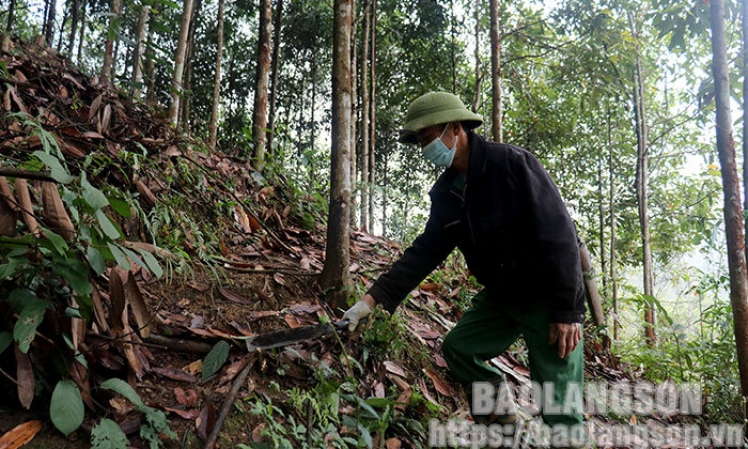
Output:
(342, 92), (586, 446)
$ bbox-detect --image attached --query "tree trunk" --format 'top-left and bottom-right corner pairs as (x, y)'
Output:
(131, 3), (150, 98)
(349, 0), (357, 228)
(76, 0), (86, 63)
(267, 0), (283, 152)
(450, 0), (456, 93)
(608, 103), (619, 341)
(711, 0), (748, 399)
(473, 0), (482, 112)
(629, 10), (655, 347)
(169, 0), (196, 126)
(44, 0), (57, 45)
(6, 0), (15, 32)
(100, 0), (122, 84)
(320, 0), (353, 310)
(67, 0), (79, 56)
(252, 0), (272, 172)
(56, 7), (67, 52)
(208, 0), (226, 151)
(359, 0), (370, 231)
(368, 0), (376, 234)
(743, 0), (748, 265)
(180, 0), (200, 134)
(145, 26), (156, 103)
(489, 0), (502, 142)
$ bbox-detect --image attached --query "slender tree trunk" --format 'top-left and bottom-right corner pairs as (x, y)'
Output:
(349, 0), (357, 228)
(320, 0), (353, 310)
(180, 0), (200, 134)
(208, 0), (226, 151)
(449, 0), (456, 93)
(56, 8), (67, 52)
(131, 3), (150, 98)
(76, 0), (86, 63)
(169, 0), (196, 125)
(44, 0), (57, 45)
(100, 0), (122, 84)
(473, 0), (482, 112)
(67, 0), (79, 55)
(368, 0), (376, 233)
(381, 135), (388, 237)
(6, 0), (15, 32)
(711, 0), (748, 399)
(267, 0), (283, 152)
(489, 0), (502, 142)
(608, 103), (619, 341)
(629, 11), (655, 347)
(743, 0), (748, 265)
(145, 27), (156, 103)
(252, 0), (272, 172)
(359, 0), (370, 231)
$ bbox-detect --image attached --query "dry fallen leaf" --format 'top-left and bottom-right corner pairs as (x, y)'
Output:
(174, 387), (199, 407)
(14, 178), (40, 236)
(14, 344), (34, 409)
(196, 403), (215, 441)
(386, 437), (403, 449)
(219, 288), (252, 305)
(426, 369), (453, 397)
(151, 366), (197, 383)
(383, 361), (407, 378)
(0, 420), (43, 449)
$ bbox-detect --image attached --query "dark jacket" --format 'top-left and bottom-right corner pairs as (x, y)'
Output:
(368, 132), (586, 323)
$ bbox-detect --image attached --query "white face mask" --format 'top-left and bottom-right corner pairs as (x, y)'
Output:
(422, 124), (456, 167)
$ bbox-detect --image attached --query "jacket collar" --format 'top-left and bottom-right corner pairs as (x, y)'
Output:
(466, 131), (489, 183)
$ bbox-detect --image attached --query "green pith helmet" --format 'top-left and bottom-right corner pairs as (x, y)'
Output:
(399, 91), (483, 144)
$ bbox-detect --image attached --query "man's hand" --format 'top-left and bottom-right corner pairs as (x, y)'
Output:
(548, 322), (581, 359)
(341, 294), (376, 332)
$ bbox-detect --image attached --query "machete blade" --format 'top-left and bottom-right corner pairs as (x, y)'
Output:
(245, 320), (348, 351)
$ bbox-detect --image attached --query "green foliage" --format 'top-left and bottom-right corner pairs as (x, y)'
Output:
(50, 380), (85, 437)
(91, 419), (130, 449)
(100, 378), (177, 448)
(202, 340), (230, 382)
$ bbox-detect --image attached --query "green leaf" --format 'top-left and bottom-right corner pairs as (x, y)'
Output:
(0, 331), (12, 355)
(87, 246), (107, 276)
(91, 418), (130, 449)
(41, 227), (69, 256)
(356, 396), (380, 419)
(52, 258), (93, 295)
(202, 340), (230, 382)
(108, 197), (132, 218)
(0, 257), (31, 280)
(96, 209), (121, 239)
(121, 246), (145, 272)
(107, 243), (130, 270)
(6, 288), (36, 311)
(14, 298), (49, 353)
(100, 378), (145, 407)
(135, 247), (163, 279)
(82, 173), (109, 210)
(50, 380), (84, 436)
(357, 422), (373, 448)
(33, 151), (74, 184)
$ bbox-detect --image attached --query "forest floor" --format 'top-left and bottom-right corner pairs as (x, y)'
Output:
(0, 35), (729, 449)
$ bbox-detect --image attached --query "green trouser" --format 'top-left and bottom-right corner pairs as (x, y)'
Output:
(441, 290), (584, 431)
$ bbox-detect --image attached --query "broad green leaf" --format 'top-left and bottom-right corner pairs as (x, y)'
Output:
(108, 197), (132, 218)
(33, 151), (74, 184)
(107, 243), (130, 269)
(14, 298), (49, 353)
(52, 258), (93, 295)
(82, 173), (109, 210)
(91, 418), (129, 449)
(100, 378), (144, 407)
(41, 227), (69, 256)
(121, 246), (145, 272)
(96, 209), (121, 239)
(6, 288), (36, 311)
(50, 380), (84, 436)
(0, 331), (12, 355)
(87, 246), (107, 276)
(356, 396), (380, 419)
(357, 423), (373, 449)
(202, 341), (230, 382)
(0, 257), (31, 280)
(136, 247), (163, 279)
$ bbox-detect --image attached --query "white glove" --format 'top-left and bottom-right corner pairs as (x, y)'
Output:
(341, 299), (373, 332)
